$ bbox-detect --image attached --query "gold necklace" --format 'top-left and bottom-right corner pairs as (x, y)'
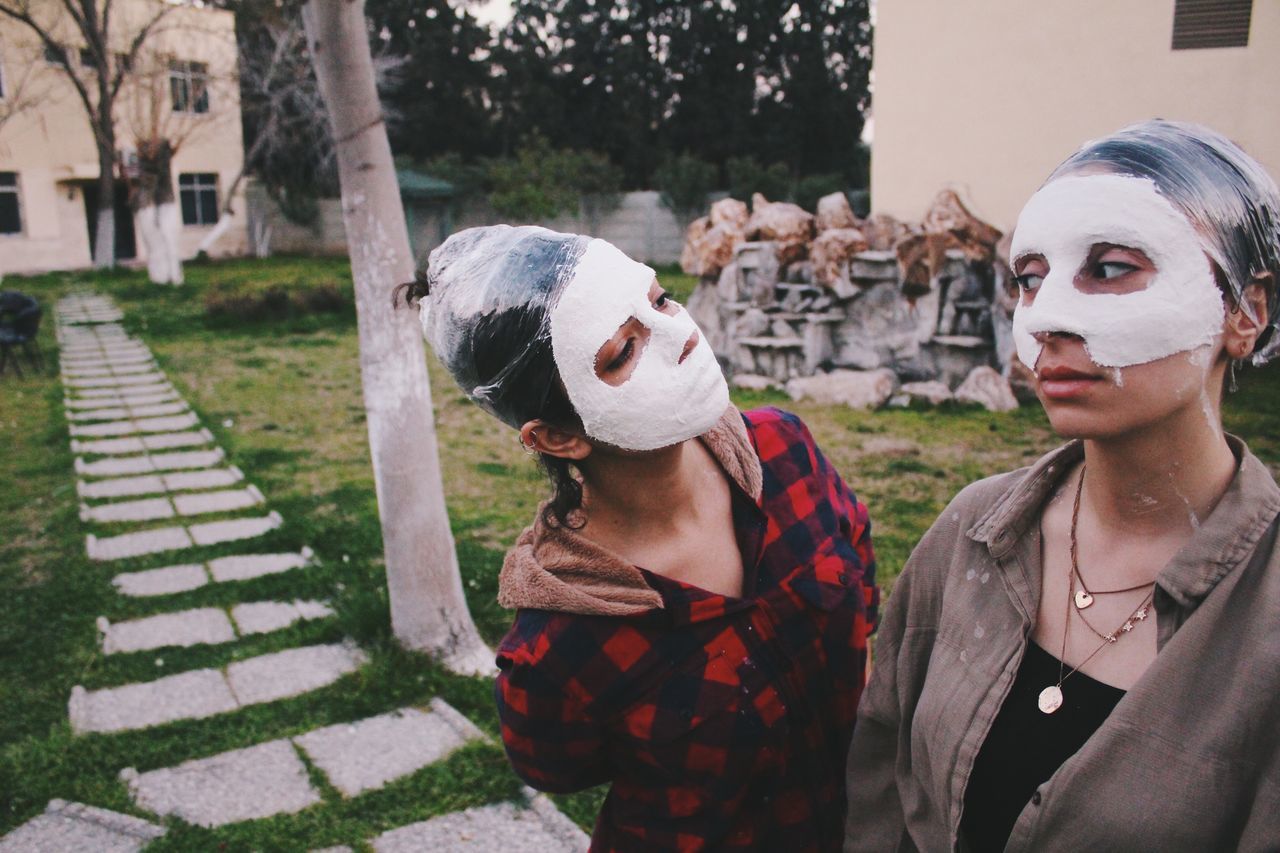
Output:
(1069, 464), (1155, 610)
(1038, 467), (1156, 715)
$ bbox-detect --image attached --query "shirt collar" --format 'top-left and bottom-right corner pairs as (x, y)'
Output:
(968, 435), (1280, 607)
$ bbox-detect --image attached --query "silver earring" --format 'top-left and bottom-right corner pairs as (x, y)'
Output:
(520, 431), (538, 455)
(1228, 359), (1239, 393)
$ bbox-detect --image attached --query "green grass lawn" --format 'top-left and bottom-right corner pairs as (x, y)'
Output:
(2, 257), (1277, 847)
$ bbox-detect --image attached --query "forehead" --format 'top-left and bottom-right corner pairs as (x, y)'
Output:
(1011, 174), (1196, 260)
(549, 239), (655, 346)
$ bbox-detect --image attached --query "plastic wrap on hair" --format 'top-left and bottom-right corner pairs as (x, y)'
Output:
(420, 225), (591, 428)
(1050, 119), (1280, 365)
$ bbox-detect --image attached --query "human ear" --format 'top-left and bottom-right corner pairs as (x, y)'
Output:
(519, 419), (593, 461)
(1223, 276), (1272, 361)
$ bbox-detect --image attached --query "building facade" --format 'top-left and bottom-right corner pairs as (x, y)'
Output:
(0, 0), (245, 276)
(870, 0), (1279, 230)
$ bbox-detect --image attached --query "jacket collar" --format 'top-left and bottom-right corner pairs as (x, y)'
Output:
(498, 406), (764, 617)
(968, 435), (1280, 608)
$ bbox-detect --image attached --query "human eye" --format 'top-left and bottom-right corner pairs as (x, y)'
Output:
(1015, 273), (1044, 292)
(654, 291), (670, 309)
(1095, 261), (1138, 280)
(605, 338), (635, 372)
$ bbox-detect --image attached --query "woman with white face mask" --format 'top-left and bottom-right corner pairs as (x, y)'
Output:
(844, 119), (1280, 853)
(397, 225), (879, 850)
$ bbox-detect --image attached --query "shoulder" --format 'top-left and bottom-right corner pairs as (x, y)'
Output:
(742, 406), (812, 446)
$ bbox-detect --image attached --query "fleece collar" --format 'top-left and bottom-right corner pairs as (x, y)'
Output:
(497, 406), (763, 616)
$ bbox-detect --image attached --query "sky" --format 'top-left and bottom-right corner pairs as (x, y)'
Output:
(469, 0), (515, 27)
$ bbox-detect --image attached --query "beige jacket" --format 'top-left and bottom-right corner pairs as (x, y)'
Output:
(845, 437), (1280, 852)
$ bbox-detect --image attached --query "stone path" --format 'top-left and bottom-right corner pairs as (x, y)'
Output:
(1, 294), (587, 851)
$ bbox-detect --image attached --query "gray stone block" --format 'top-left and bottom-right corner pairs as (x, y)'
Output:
(141, 427), (214, 450)
(0, 799), (165, 853)
(101, 608), (236, 654)
(72, 382), (171, 399)
(78, 474), (167, 500)
(65, 390), (178, 410)
(68, 669), (237, 733)
(294, 701), (483, 797)
(122, 739), (321, 827)
(231, 599), (333, 636)
(209, 549), (312, 582)
(81, 496), (174, 524)
(67, 402), (188, 422)
(77, 448), (225, 478)
(164, 467), (244, 491)
(173, 485), (263, 516)
(371, 801), (589, 852)
(66, 372), (167, 389)
(227, 642), (368, 706)
(188, 511), (283, 546)
(69, 412), (199, 438)
(87, 526), (193, 561)
(112, 564), (209, 597)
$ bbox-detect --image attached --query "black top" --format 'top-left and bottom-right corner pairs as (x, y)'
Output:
(961, 641), (1126, 853)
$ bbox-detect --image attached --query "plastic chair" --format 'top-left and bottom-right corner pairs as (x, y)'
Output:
(0, 291), (43, 377)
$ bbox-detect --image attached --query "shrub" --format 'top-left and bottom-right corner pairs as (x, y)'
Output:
(655, 154), (719, 222)
(727, 157), (792, 203)
(485, 133), (622, 221)
(204, 276), (351, 323)
(793, 173), (848, 214)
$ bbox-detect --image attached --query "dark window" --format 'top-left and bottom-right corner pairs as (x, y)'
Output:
(178, 173), (219, 225)
(169, 60), (209, 113)
(0, 173), (21, 235)
(44, 43), (68, 67)
(79, 47), (95, 69)
(115, 52), (132, 73)
(1172, 0), (1252, 49)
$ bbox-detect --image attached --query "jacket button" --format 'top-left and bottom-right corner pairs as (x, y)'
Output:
(1030, 790), (1042, 805)
(837, 573), (848, 585)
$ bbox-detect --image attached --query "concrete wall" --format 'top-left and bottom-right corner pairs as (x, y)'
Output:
(0, 0), (246, 276)
(871, 0), (1280, 231)
(249, 188), (690, 267)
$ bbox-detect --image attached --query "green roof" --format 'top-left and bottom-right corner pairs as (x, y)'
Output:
(396, 168), (455, 200)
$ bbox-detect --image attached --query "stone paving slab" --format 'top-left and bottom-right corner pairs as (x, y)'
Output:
(0, 799), (165, 853)
(66, 372), (168, 389)
(87, 511), (283, 560)
(78, 467), (243, 499)
(62, 362), (157, 378)
(69, 668), (238, 733)
(188, 511), (283, 547)
(65, 390), (179, 410)
(293, 701), (483, 797)
(70, 382), (173, 400)
(227, 642), (368, 705)
(173, 485), (263, 516)
(81, 496), (175, 524)
(231, 599), (334, 635)
(77, 447), (225, 477)
(100, 608), (237, 654)
(208, 548), (314, 583)
(66, 401), (189, 422)
(87, 525), (194, 561)
(61, 351), (155, 367)
(112, 563), (209, 597)
(371, 800), (589, 852)
(122, 739), (321, 828)
(69, 412), (200, 438)
(73, 427), (215, 455)
(112, 548), (313, 597)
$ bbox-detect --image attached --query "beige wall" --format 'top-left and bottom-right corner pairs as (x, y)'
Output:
(0, 0), (245, 275)
(871, 0), (1280, 231)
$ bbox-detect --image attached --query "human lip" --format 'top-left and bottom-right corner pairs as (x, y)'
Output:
(1036, 364), (1103, 400)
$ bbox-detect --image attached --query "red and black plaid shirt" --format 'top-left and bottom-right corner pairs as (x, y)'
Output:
(496, 408), (879, 851)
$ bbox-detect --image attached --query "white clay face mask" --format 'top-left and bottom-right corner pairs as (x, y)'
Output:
(549, 239), (730, 451)
(1011, 174), (1225, 370)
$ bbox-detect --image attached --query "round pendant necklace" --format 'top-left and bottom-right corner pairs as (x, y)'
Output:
(1039, 465), (1156, 715)
(1069, 465), (1154, 610)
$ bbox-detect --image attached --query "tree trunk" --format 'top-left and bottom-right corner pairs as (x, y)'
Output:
(132, 139), (183, 285)
(92, 143), (116, 269)
(301, 0), (493, 675)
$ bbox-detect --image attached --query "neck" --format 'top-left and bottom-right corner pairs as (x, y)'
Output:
(578, 440), (708, 531)
(1081, 399), (1236, 535)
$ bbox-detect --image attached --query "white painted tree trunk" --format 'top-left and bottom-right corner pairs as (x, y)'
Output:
(136, 202), (184, 285)
(301, 0), (493, 676)
(93, 204), (116, 269)
(197, 211), (236, 256)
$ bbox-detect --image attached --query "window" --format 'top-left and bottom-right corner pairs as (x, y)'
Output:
(169, 60), (209, 113)
(115, 52), (132, 74)
(44, 43), (68, 67)
(79, 47), (95, 68)
(178, 173), (219, 225)
(0, 173), (21, 235)
(1172, 0), (1252, 49)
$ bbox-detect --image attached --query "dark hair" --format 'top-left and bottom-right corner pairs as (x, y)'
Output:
(394, 227), (592, 528)
(1049, 120), (1280, 364)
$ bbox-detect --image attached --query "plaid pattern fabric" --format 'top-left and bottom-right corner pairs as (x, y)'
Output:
(496, 408), (878, 851)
